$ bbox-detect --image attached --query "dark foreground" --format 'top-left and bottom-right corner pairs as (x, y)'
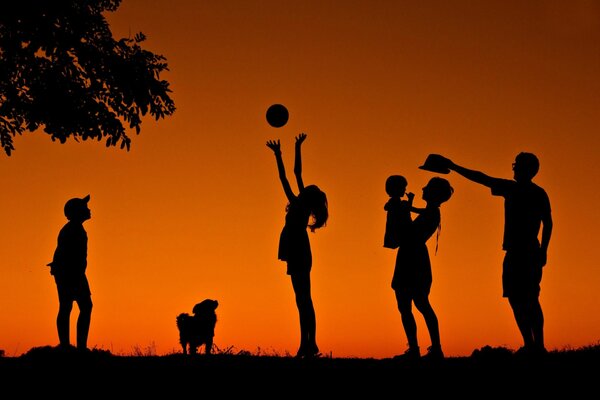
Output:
(1, 345), (597, 396)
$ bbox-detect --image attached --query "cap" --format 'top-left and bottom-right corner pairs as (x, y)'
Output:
(64, 194), (90, 219)
(419, 154), (450, 174)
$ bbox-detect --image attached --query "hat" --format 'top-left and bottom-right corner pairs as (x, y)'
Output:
(419, 154), (450, 174)
(64, 194), (90, 219)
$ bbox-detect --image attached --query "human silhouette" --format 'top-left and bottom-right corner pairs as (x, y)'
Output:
(47, 194), (93, 352)
(392, 177), (453, 361)
(266, 133), (329, 359)
(439, 152), (552, 356)
(384, 174), (418, 249)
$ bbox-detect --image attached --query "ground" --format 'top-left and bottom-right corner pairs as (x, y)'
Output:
(1, 344), (597, 396)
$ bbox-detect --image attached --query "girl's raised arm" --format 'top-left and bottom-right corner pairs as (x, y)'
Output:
(267, 139), (295, 202)
(294, 133), (307, 192)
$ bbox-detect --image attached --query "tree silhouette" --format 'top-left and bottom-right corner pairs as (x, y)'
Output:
(0, 0), (176, 156)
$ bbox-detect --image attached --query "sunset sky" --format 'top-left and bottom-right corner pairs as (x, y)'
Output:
(1, 0), (599, 358)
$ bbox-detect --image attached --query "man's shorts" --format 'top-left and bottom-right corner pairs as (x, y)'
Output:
(502, 248), (543, 299)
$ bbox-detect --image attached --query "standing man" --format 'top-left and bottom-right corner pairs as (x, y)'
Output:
(440, 152), (552, 355)
(48, 194), (93, 352)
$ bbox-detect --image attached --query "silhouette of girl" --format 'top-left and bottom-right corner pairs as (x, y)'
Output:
(392, 177), (453, 361)
(266, 133), (328, 358)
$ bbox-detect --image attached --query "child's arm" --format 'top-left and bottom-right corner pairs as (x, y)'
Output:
(267, 139), (295, 202)
(384, 198), (393, 211)
(294, 133), (307, 192)
(406, 192), (424, 214)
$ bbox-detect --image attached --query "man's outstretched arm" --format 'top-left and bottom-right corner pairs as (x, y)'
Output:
(442, 156), (498, 188)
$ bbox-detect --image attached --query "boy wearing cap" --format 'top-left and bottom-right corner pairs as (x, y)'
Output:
(47, 194), (93, 351)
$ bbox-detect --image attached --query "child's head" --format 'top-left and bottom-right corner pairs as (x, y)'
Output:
(423, 177), (453, 205)
(299, 185), (328, 232)
(385, 175), (408, 198)
(64, 194), (91, 222)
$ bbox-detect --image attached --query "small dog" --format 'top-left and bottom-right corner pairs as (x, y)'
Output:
(176, 299), (219, 355)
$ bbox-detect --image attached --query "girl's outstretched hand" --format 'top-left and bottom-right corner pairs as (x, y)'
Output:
(295, 133), (307, 146)
(266, 139), (281, 153)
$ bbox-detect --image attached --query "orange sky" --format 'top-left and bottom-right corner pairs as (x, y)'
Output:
(1, 0), (599, 358)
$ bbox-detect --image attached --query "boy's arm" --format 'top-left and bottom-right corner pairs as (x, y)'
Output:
(540, 211), (553, 267)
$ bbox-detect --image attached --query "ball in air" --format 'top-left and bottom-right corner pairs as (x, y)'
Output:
(266, 104), (289, 128)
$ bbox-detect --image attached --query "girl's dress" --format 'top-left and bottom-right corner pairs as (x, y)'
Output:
(278, 198), (312, 275)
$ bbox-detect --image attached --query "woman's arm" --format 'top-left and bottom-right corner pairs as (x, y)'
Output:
(267, 139), (295, 202)
(294, 133), (307, 191)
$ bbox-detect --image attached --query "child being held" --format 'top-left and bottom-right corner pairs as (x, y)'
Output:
(383, 175), (421, 249)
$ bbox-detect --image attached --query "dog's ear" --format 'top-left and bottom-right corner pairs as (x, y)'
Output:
(192, 303), (202, 315)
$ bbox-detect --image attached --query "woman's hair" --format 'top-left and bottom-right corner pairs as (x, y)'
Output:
(427, 177), (454, 204)
(301, 185), (329, 232)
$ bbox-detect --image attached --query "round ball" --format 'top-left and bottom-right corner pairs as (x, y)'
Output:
(266, 104), (289, 128)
